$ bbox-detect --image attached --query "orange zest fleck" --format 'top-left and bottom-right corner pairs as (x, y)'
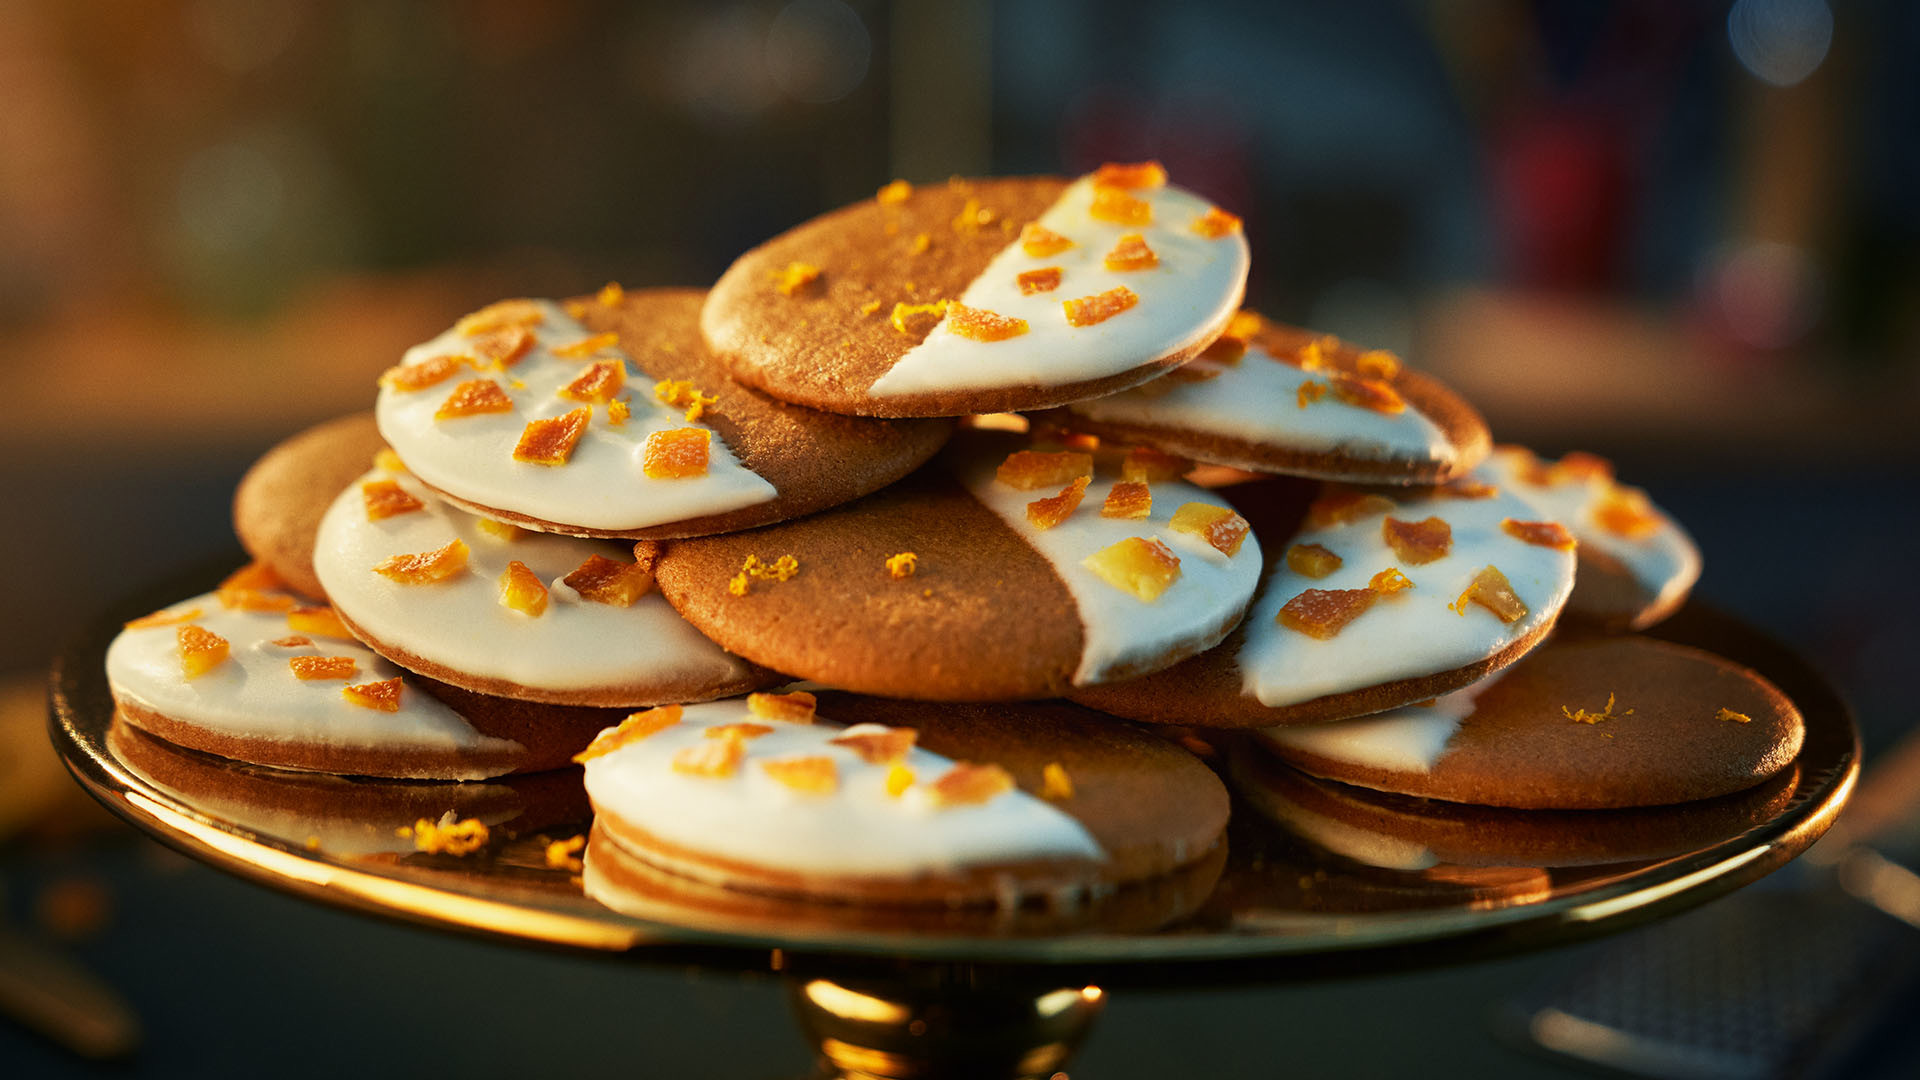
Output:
(653, 378), (719, 423)
(1063, 286), (1139, 327)
(771, 262), (822, 296)
(1564, 692), (1633, 725)
(885, 552), (918, 580)
(1369, 567), (1414, 595)
(727, 553), (799, 597)
(889, 300), (949, 337)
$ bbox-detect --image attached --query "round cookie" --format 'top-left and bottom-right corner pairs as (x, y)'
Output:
(375, 288), (952, 538)
(105, 586), (629, 778)
(1484, 446), (1701, 631)
(580, 693), (1230, 905)
(1043, 315), (1491, 484)
(313, 462), (775, 708)
(1070, 471), (1576, 727)
(1230, 741), (1801, 870)
(702, 166), (1250, 418)
(651, 432), (1265, 700)
(233, 413), (388, 599)
(1255, 636), (1804, 809)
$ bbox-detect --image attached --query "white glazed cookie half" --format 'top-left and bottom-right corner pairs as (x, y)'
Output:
(313, 463), (770, 708)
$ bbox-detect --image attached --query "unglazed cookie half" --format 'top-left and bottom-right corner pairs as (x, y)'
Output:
(233, 412), (388, 600)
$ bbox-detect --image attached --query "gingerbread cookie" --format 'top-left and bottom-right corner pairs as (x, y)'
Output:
(233, 412), (387, 600)
(312, 461), (773, 708)
(375, 288), (951, 538)
(652, 432), (1264, 700)
(1485, 446), (1701, 630)
(702, 165), (1250, 418)
(580, 692), (1229, 905)
(1071, 472), (1576, 727)
(1044, 314), (1490, 484)
(105, 580), (623, 778)
(1255, 636), (1804, 809)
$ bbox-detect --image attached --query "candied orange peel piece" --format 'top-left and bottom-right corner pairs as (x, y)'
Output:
(1102, 480), (1152, 520)
(220, 559), (281, 592)
(1718, 707), (1752, 724)
(177, 625), (229, 678)
(270, 635), (312, 648)
(1594, 487), (1661, 540)
(342, 677), (403, 712)
(558, 360), (625, 405)
(288, 604), (353, 640)
(499, 560), (549, 616)
(1502, 518), (1576, 550)
(830, 724), (919, 765)
(889, 300), (949, 337)
(705, 722), (774, 741)
(1382, 516), (1453, 565)
(374, 447), (408, 474)
(1019, 222), (1074, 257)
(435, 378), (514, 421)
(1041, 762), (1075, 800)
(1017, 267), (1062, 295)
(885, 552), (918, 580)
(748, 690), (817, 724)
(1090, 186), (1152, 225)
(1297, 380), (1329, 409)
(469, 325), (536, 369)
(1200, 334), (1247, 365)
(1369, 567), (1414, 595)
(1103, 233), (1159, 271)
(929, 762), (1015, 807)
(1027, 475), (1090, 531)
(551, 331), (618, 360)
(457, 299), (544, 337)
(1191, 206), (1243, 238)
(1450, 565), (1528, 622)
(290, 656), (357, 681)
(373, 538), (470, 585)
(1082, 536), (1183, 601)
(1331, 374), (1406, 415)
(125, 606), (203, 630)
(563, 554), (652, 606)
(640, 427), (710, 480)
(1306, 490), (1396, 529)
(1354, 349), (1402, 380)
(673, 735), (745, 779)
(1439, 479), (1498, 499)
(514, 407), (591, 466)
(995, 450), (1093, 490)
(361, 478), (424, 522)
(771, 262), (823, 296)
(946, 302), (1030, 342)
(1169, 502), (1251, 557)
(381, 354), (468, 393)
(653, 378), (719, 422)
(475, 518), (523, 542)
(1278, 588), (1377, 640)
(876, 179), (912, 204)
(1092, 161), (1168, 189)
(1121, 446), (1190, 483)
(762, 756), (838, 795)
(217, 584), (295, 613)
(574, 704), (683, 763)
(1063, 286), (1139, 328)
(1287, 543), (1343, 579)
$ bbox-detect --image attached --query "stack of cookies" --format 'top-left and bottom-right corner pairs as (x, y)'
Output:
(104, 163), (1802, 915)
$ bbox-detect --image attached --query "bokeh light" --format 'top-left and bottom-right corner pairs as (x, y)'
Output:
(1728, 0), (1833, 88)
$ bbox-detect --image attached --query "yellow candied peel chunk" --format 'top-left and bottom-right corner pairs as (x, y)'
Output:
(1191, 206), (1243, 238)
(830, 725), (918, 765)
(1595, 487), (1661, 540)
(1092, 161), (1168, 189)
(928, 762), (1015, 807)
(1027, 475), (1090, 531)
(1103, 233), (1159, 271)
(673, 735), (745, 778)
(1277, 588), (1376, 640)
(476, 517), (523, 542)
(1502, 518), (1577, 550)
(1718, 707), (1753, 724)
(1063, 285), (1139, 328)
(1331, 374), (1407, 415)
(889, 300), (949, 337)
(771, 262), (823, 296)
(408, 814), (489, 856)
(374, 447), (408, 474)
(876, 179), (912, 204)
(654, 378), (718, 422)
(498, 560), (549, 616)
(705, 722), (774, 741)
(217, 586), (295, 614)
(859, 299), (883, 316)
(747, 690), (817, 724)
(1089, 186), (1152, 225)
(642, 427), (712, 479)
(220, 561), (283, 593)
(597, 281), (625, 307)
(1019, 223), (1075, 257)
(552, 331), (618, 360)
(361, 478), (424, 522)
(177, 625), (230, 678)
(1450, 565), (1529, 622)
(1169, 502), (1251, 557)
(1017, 267), (1062, 294)
(1355, 349), (1401, 379)
(126, 606), (203, 630)
(1381, 516), (1453, 565)
(468, 325), (536, 369)
(885, 551), (918, 580)
(563, 554), (652, 606)
(456, 299), (544, 337)
(288, 604), (354, 640)
(1041, 762), (1074, 800)
(373, 538), (470, 585)
(1101, 480), (1152, 520)
(995, 449), (1093, 490)
(762, 756), (838, 795)
(342, 677), (404, 712)
(1120, 446), (1190, 483)
(1369, 567), (1414, 595)
(1287, 543), (1343, 578)
(435, 378), (514, 421)
(1565, 693), (1634, 725)
(381, 354), (469, 393)
(514, 407), (592, 466)
(558, 360), (625, 405)
(946, 302), (1029, 342)
(1082, 536), (1183, 602)
(289, 656), (357, 681)
(885, 764), (915, 797)
(545, 835), (586, 872)
(574, 705), (684, 763)
(270, 635), (312, 648)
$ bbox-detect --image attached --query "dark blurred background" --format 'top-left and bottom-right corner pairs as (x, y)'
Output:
(5, 1), (1919, 1076)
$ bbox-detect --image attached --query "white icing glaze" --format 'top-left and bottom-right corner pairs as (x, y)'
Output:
(105, 591), (519, 779)
(1237, 470), (1575, 707)
(867, 177), (1250, 397)
(312, 467), (756, 695)
(1260, 672), (1500, 774)
(375, 299), (777, 531)
(1068, 343), (1454, 464)
(1484, 447), (1702, 614)
(581, 699), (1105, 877)
(952, 445), (1264, 686)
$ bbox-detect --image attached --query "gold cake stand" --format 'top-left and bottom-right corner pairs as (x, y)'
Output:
(48, 563), (1859, 1079)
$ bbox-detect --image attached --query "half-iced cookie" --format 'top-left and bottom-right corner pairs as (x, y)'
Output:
(312, 462), (774, 708)
(579, 693), (1229, 904)
(1071, 473), (1576, 726)
(1044, 314), (1490, 484)
(1485, 446), (1701, 631)
(702, 165), (1249, 418)
(105, 585), (623, 778)
(233, 412), (388, 600)
(376, 288), (951, 538)
(652, 433), (1264, 700)
(1255, 636), (1804, 809)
